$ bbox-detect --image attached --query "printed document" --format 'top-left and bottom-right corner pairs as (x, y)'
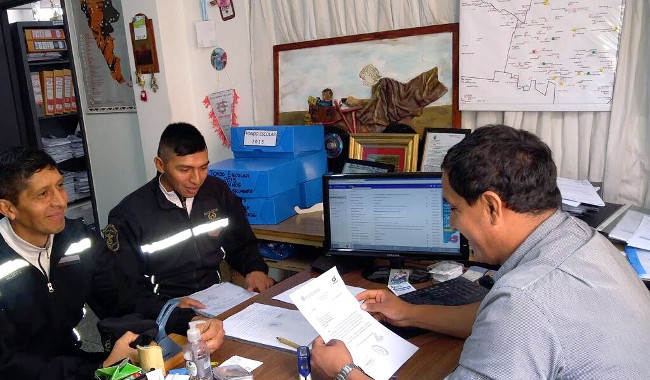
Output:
(290, 267), (418, 380)
(187, 282), (256, 318)
(609, 210), (646, 242)
(627, 215), (650, 251)
(223, 303), (318, 352)
(556, 177), (605, 206)
(272, 278), (365, 305)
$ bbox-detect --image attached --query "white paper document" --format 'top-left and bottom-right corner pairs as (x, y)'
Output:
(609, 210), (646, 242)
(187, 282), (257, 318)
(219, 355), (263, 373)
(272, 278), (365, 305)
(290, 267), (418, 380)
(421, 132), (466, 172)
(627, 215), (650, 251)
(223, 303), (318, 352)
(556, 177), (605, 206)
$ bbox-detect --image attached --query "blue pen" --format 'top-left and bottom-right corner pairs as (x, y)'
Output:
(297, 346), (312, 380)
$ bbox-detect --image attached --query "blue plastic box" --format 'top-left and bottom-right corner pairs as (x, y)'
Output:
(242, 188), (299, 224)
(208, 152), (327, 198)
(231, 125), (324, 158)
(297, 176), (323, 209)
(208, 159), (298, 198)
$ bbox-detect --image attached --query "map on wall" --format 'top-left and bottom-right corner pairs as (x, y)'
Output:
(71, 0), (136, 112)
(459, 0), (625, 111)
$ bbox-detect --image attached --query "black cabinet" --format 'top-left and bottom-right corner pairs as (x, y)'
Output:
(7, 20), (97, 226)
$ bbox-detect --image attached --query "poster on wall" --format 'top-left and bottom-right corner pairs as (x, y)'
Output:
(71, 0), (136, 113)
(459, 0), (625, 111)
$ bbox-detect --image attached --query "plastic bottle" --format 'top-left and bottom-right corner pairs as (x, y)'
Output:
(183, 320), (213, 380)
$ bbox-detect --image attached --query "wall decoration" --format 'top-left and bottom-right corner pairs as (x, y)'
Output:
(72, 0), (136, 113)
(348, 133), (419, 172)
(274, 24), (459, 134)
(460, 0), (625, 111)
(204, 89), (238, 147)
(419, 128), (470, 172)
(210, 47), (227, 71)
(128, 14), (159, 74)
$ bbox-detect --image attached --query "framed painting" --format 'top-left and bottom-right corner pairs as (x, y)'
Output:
(348, 133), (419, 172)
(273, 24), (459, 134)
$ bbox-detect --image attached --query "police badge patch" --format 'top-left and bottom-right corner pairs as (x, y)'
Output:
(204, 208), (219, 220)
(102, 224), (120, 252)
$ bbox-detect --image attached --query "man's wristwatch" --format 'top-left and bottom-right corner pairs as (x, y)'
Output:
(335, 363), (364, 380)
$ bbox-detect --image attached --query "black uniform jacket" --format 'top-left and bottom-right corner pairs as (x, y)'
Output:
(0, 218), (195, 380)
(107, 175), (268, 298)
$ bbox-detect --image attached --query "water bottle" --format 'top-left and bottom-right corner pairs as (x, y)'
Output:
(183, 320), (213, 380)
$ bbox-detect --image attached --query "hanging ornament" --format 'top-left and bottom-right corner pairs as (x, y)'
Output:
(204, 89), (238, 147)
(136, 68), (147, 101)
(210, 47), (227, 71)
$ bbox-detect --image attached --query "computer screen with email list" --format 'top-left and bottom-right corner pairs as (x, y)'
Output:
(323, 173), (468, 261)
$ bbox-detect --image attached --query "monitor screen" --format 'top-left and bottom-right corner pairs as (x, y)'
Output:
(323, 173), (469, 261)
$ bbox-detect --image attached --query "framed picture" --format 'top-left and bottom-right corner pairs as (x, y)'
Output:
(420, 128), (471, 172)
(342, 158), (395, 174)
(348, 133), (419, 172)
(273, 24), (459, 134)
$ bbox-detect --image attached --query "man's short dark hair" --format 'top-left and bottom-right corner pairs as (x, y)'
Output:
(441, 124), (561, 214)
(0, 146), (58, 205)
(157, 122), (207, 159)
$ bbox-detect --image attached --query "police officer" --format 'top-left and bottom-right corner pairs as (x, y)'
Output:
(105, 123), (273, 303)
(0, 147), (225, 380)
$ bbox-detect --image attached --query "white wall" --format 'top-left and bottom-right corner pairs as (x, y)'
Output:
(65, 0), (147, 227)
(121, 0), (255, 180)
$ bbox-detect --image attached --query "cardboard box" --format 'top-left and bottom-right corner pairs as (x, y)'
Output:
(297, 176), (323, 209)
(241, 188), (299, 225)
(231, 125), (324, 158)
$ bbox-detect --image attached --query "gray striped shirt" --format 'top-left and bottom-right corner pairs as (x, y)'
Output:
(449, 211), (650, 379)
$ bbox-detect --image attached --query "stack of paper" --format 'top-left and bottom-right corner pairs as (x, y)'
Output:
(42, 136), (72, 163)
(68, 133), (85, 158)
(223, 303), (318, 352)
(557, 177), (605, 207)
(187, 282), (256, 318)
(61, 170), (76, 202)
(73, 171), (90, 198)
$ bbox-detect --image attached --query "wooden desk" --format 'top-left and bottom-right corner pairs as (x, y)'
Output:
(252, 211), (324, 247)
(170, 269), (464, 379)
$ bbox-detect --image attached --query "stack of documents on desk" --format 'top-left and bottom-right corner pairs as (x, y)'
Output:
(291, 267), (418, 380)
(557, 177), (605, 207)
(610, 211), (650, 247)
(625, 246), (650, 281)
(223, 303), (318, 352)
(188, 282), (257, 318)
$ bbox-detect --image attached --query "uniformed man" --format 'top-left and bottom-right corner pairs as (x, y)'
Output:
(105, 122), (273, 303)
(0, 147), (225, 380)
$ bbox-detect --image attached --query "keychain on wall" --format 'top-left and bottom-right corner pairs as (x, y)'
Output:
(210, 0), (235, 21)
(136, 68), (147, 101)
(150, 73), (159, 93)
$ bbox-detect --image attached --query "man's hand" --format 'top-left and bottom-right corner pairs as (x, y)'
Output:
(102, 331), (139, 368)
(178, 296), (206, 309)
(310, 337), (352, 378)
(244, 271), (274, 292)
(190, 316), (225, 353)
(357, 289), (413, 327)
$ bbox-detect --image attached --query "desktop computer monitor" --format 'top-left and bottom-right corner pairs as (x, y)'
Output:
(323, 172), (469, 283)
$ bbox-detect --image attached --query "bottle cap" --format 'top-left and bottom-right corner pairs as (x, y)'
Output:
(187, 320), (206, 342)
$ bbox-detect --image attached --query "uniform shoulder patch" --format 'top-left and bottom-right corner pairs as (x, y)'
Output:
(102, 224), (120, 252)
(204, 208), (219, 220)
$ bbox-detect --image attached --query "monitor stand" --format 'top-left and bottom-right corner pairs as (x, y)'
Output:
(362, 258), (431, 284)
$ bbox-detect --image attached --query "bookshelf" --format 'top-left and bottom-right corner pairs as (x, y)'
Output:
(9, 20), (97, 226)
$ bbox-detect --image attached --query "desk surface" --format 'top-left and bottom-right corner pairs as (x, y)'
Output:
(170, 269), (464, 379)
(252, 211), (324, 247)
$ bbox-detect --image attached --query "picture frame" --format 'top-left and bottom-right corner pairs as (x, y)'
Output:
(273, 24), (460, 134)
(342, 158), (395, 174)
(420, 128), (471, 172)
(348, 133), (419, 172)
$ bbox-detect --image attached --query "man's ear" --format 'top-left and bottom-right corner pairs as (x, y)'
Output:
(481, 191), (503, 224)
(154, 156), (165, 174)
(0, 199), (17, 220)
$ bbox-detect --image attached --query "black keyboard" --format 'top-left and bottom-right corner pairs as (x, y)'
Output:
(398, 276), (489, 306)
